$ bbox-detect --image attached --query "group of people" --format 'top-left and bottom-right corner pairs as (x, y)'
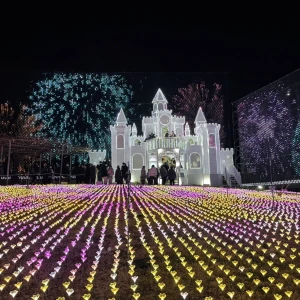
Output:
(114, 162), (130, 184)
(165, 130), (176, 137)
(144, 130), (177, 142)
(140, 163), (177, 185)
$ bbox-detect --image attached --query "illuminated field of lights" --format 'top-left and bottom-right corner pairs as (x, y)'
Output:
(0, 185), (299, 300)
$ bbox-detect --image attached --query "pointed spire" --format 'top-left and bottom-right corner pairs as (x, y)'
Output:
(152, 88), (168, 103)
(132, 123), (137, 131)
(131, 123), (137, 136)
(185, 123), (190, 136)
(116, 108), (127, 126)
(194, 107), (206, 124)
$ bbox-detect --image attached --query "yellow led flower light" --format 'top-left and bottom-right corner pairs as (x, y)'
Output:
(132, 293), (140, 299)
(262, 287), (269, 294)
(158, 293), (166, 300)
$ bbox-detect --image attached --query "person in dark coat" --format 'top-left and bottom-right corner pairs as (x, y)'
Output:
(30, 162), (39, 184)
(41, 163), (49, 185)
(160, 165), (168, 185)
(102, 163), (108, 184)
(97, 162), (103, 183)
(168, 166), (176, 185)
(85, 164), (90, 184)
(140, 166), (146, 185)
(90, 164), (96, 184)
(121, 163), (128, 184)
(78, 164), (85, 183)
(115, 165), (122, 184)
(164, 162), (169, 172)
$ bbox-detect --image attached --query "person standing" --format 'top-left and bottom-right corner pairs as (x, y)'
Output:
(102, 163), (108, 184)
(121, 162), (128, 184)
(160, 165), (167, 185)
(154, 166), (159, 185)
(140, 166), (146, 185)
(41, 163), (49, 185)
(115, 165), (122, 184)
(148, 165), (158, 185)
(168, 166), (176, 185)
(107, 166), (114, 184)
(90, 164), (96, 184)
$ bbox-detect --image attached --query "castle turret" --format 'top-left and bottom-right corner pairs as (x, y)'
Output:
(116, 108), (127, 126)
(194, 107), (206, 125)
(185, 123), (190, 136)
(110, 108), (130, 175)
(152, 88), (168, 112)
(194, 106), (210, 183)
(131, 123), (137, 137)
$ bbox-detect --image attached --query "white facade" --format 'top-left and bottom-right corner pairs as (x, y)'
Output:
(110, 89), (241, 186)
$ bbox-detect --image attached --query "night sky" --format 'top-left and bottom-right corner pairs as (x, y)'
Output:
(1, 26), (300, 148)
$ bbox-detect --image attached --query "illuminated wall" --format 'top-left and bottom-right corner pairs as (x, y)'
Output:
(235, 69), (300, 183)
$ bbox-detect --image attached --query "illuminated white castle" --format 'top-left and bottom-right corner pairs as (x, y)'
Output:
(110, 89), (241, 186)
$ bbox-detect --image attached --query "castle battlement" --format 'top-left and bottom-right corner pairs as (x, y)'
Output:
(207, 123), (221, 127)
(142, 116), (153, 123)
(220, 148), (234, 153)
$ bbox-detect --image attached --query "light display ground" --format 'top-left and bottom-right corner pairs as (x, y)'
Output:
(0, 185), (299, 300)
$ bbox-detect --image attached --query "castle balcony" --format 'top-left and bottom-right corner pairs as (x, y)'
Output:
(146, 137), (185, 151)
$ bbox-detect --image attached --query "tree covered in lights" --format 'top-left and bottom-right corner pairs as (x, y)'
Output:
(29, 73), (134, 151)
(170, 82), (224, 145)
(0, 103), (41, 137)
(0, 103), (15, 136)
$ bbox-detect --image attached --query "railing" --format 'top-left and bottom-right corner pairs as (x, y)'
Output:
(226, 165), (242, 185)
(146, 137), (185, 151)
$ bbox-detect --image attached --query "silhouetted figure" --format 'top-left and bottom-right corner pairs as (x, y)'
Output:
(168, 166), (176, 185)
(115, 165), (122, 184)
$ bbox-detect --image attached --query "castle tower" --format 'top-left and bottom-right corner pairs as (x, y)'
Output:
(194, 107), (210, 182)
(110, 108), (131, 173)
(185, 123), (190, 136)
(145, 88), (173, 138)
(152, 88), (168, 112)
(207, 123), (221, 185)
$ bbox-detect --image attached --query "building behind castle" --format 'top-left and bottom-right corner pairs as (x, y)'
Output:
(110, 89), (241, 186)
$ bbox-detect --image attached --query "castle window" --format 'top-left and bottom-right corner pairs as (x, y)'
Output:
(132, 154), (143, 169)
(190, 152), (201, 169)
(188, 138), (194, 145)
(209, 134), (216, 147)
(116, 135), (124, 149)
(154, 103), (158, 111)
(158, 103), (164, 111)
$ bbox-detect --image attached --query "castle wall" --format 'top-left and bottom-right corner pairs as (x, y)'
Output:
(185, 145), (205, 185)
(220, 148), (234, 173)
(130, 145), (146, 182)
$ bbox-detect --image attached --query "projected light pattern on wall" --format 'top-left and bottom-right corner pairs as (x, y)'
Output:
(29, 73), (134, 151)
(171, 82), (225, 146)
(236, 79), (300, 183)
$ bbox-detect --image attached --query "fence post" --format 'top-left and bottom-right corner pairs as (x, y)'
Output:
(6, 140), (11, 186)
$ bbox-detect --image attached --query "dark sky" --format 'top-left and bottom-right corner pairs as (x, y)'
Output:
(1, 25), (300, 148)
(2, 25), (300, 101)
